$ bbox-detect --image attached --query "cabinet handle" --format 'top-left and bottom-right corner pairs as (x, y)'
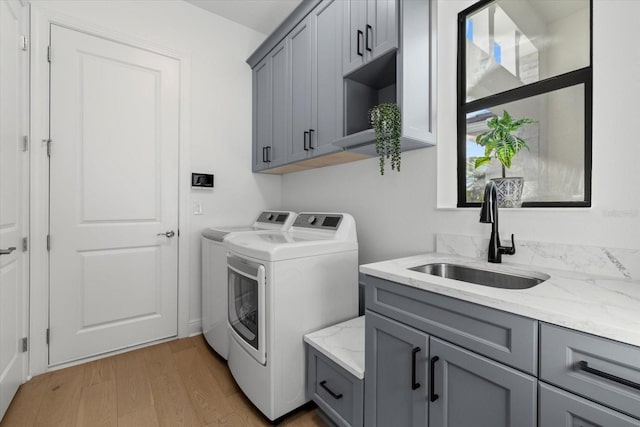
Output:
(309, 129), (315, 149)
(429, 356), (440, 401)
(357, 30), (364, 57)
(262, 146), (267, 163)
(577, 361), (640, 391)
(319, 380), (343, 400)
(303, 131), (310, 151)
(411, 347), (421, 390)
(366, 24), (372, 51)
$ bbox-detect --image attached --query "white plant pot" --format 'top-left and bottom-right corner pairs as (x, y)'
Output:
(491, 177), (524, 208)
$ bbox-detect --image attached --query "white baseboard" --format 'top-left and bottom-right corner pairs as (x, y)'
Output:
(188, 319), (202, 337)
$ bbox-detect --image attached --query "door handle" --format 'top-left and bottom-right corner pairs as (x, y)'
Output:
(411, 346), (421, 390)
(366, 24), (372, 51)
(357, 30), (364, 57)
(430, 356), (440, 401)
(157, 231), (175, 238)
(303, 131), (310, 151)
(0, 247), (17, 255)
(577, 361), (640, 391)
(319, 380), (343, 400)
(309, 129), (315, 149)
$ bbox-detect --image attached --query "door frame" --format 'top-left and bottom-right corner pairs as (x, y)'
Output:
(29, 4), (192, 376)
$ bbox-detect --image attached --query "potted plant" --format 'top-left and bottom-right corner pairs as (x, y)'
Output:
(475, 110), (533, 207)
(369, 103), (401, 175)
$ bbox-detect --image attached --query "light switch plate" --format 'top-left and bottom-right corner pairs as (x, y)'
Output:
(193, 200), (203, 215)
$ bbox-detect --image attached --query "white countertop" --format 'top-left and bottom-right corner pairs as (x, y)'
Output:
(304, 316), (365, 379)
(360, 253), (640, 348)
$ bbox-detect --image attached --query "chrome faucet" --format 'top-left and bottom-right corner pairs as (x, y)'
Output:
(479, 181), (516, 263)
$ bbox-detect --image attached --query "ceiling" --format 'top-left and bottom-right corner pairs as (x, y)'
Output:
(184, 0), (303, 35)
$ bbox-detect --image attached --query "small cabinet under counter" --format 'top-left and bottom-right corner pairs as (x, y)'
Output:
(305, 316), (365, 427)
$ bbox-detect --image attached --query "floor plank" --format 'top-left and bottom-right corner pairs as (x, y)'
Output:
(1, 337), (327, 427)
(114, 348), (155, 418)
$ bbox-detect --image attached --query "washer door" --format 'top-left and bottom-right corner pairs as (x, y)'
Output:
(227, 254), (267, 365)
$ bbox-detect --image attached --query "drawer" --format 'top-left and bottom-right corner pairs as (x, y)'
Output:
(540, 323), (640, 419)
(364, 275), (538, 374)
(539, 383), (640, 427)
(307, 346), (364, 427)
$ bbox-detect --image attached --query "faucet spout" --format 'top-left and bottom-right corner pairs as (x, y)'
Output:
(479, 181), (516, 263)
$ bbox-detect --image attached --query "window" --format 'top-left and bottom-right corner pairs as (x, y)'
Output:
(457, 0), (592, 207)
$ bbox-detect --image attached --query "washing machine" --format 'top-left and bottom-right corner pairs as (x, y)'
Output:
(224, 213), (359, 421)
(201, 210), (296, 359)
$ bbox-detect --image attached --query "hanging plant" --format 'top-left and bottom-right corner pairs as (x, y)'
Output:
(369, 103), (401, 175)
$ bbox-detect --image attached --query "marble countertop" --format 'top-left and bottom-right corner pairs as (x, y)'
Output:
(360, 253), (640, 348)
(304, 316), (365, 379)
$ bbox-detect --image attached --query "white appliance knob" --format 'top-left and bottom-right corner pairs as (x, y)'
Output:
(308, 215), (317, 225)
(266, 213), (274, 221)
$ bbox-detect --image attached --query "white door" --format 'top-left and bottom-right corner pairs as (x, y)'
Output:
(48, 25), (180, 365)
(0, 0), (28, 420)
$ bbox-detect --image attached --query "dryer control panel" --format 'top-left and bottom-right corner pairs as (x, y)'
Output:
(256, 211), (292, 224)
(294, 213), (343, 230)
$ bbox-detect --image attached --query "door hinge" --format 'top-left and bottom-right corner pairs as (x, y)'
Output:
(46, 234), (50, 251)
(21, 337), (28, 352)
(22, 135), (29, 152)
(46, 139), (52, 157)
(20, 35), (28, 51)
(22, 237), (28, 252)
(46, 328), (50, 345)
(47, 45), (51, 62)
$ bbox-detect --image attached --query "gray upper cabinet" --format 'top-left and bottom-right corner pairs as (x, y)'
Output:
(343, 0), (398, 76)
(252, 41), (289, 171)
(429, 337), (536, 427)
(365, 311), (429, 427)
(288, 17), (313, 163)
(310, 0), (344, 157)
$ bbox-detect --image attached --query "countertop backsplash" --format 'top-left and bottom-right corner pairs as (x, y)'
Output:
(436, 234), (640, 281)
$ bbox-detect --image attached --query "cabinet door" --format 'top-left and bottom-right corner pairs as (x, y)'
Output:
(366, 0), (398, 62)
(252, 57), (272, 171)
(429, 337), (537, 427)
(310, 0), (343, 156)
(343, 0), (367, 76)
(288, 17), (313, 163)
(365, 311), (429, 427)
(539, 383), (640, 427)
(252, 42), (288, 171)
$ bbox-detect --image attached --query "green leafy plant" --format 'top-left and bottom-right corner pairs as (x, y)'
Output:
(475, 110), (533, 178)
(369, 103), (401, 175)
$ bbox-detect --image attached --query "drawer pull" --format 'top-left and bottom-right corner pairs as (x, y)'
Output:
(411, 347), (421, 390)
(319, 380), (343, 400)
(430, 356), (440, 401)
(577, 361), (640, 391)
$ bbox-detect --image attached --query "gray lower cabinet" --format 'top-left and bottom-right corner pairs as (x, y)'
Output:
(252, 40), (288, 171)
(365, 311), (428, 427)
(539, 383), (640, 427)
(307, 346), (364, 427)
(365, 311), (536, 427)
(429, 337), (536, 427)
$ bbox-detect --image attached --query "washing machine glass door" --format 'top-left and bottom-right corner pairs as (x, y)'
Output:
(227, 254), (267, 365)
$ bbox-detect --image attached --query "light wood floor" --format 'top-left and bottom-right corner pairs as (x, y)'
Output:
(1, 336), (327, 427)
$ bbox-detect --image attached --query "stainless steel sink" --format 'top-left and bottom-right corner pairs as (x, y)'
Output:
(408, 263), (549, 289)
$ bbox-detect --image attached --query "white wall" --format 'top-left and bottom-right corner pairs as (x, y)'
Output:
(283, 0), (640, 264)
(31, 0), (281, 328)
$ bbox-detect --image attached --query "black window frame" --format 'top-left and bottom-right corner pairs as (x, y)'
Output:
(456, 0), (593, 208)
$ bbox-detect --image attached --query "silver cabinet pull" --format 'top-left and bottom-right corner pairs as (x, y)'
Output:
(0, 247), (17, 255)
(157, 231), (175, 238)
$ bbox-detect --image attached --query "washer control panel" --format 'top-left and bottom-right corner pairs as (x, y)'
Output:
(294, 213), (343, 230)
